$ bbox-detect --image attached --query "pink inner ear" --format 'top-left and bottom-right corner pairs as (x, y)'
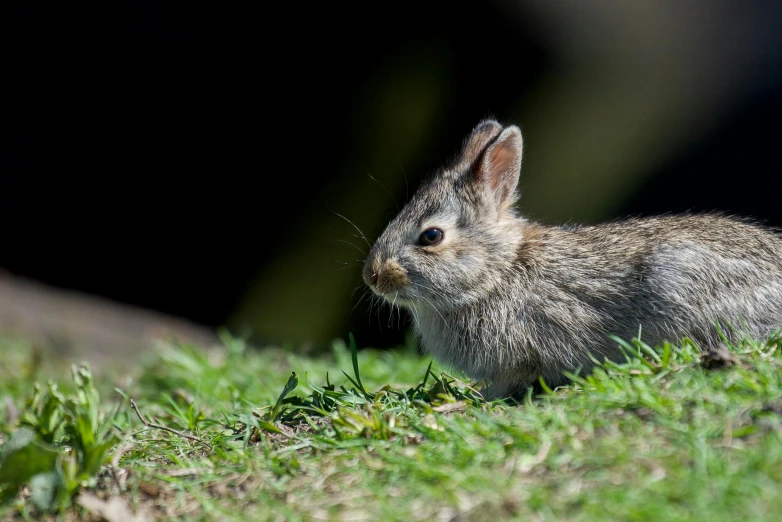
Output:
(476, 128), (522, 205)
(485, 140), (516, 191)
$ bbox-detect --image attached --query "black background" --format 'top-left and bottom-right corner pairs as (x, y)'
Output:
(3, 3), (782, 348)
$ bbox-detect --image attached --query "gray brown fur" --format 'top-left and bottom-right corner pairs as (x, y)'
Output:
(363, 120), (782, 398)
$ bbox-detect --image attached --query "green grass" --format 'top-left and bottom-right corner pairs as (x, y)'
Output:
(1, 331), (782, 521)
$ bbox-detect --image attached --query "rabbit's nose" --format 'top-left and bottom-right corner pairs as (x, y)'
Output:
(363, 259), (381, 288)
(369, 258), (409, 295)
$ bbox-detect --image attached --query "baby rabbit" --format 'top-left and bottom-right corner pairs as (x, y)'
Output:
(363, 120), (782, 398)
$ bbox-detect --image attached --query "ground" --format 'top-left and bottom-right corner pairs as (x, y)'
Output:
(1, 331), (781, 521)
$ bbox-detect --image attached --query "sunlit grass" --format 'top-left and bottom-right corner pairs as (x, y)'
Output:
(1, 331), (781, 520)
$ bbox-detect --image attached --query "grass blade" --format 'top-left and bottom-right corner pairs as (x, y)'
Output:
(269, 372), (299, 421)
(348, 333), (367, 395)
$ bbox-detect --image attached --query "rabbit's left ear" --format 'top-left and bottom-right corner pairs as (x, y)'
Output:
(460, 119), (503, 167)
(475, 125), (523, 208)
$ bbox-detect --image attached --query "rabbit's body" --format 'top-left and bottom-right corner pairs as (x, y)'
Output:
(363, 120), (782, 398)
(414, 215), (782, 396)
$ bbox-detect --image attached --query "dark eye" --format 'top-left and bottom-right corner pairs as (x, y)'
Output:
(418, 228), (444, 246)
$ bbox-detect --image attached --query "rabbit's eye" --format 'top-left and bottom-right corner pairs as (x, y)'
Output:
(418, 228), (444, 246)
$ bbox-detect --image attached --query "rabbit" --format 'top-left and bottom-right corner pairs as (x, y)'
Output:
(362, 119), (782, 398)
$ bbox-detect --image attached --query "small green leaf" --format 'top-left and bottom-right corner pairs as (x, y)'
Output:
(0, 428), (60, 486)
(81, 436), (119, 477)
(341, 371), (364, 394)
(28, 471), (60, 511)
(348, 333), (369, 397)
(420, 360), (434, 389)
(538, 376), (554, 395)
(732, 425), (758, 438)
(257, 420), (284, 434)
(634, 339), (662, 363)
(269, 372), (299, 421)
(661, 342), (672, 368)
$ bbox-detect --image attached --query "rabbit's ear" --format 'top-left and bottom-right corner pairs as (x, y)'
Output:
(475, 125), (523, 208)
(461, 120), (503, 167)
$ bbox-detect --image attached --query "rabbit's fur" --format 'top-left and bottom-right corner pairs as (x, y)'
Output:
(363, 120), (782, 398)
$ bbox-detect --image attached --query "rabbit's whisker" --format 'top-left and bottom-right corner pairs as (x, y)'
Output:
(336, 239), (367, 256)
(351, 287), (371, 314)
(368, 173), (400, 212)
(327, 202), (371, 248)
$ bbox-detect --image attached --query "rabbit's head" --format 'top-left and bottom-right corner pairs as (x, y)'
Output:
(363, 120), (525, 310)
